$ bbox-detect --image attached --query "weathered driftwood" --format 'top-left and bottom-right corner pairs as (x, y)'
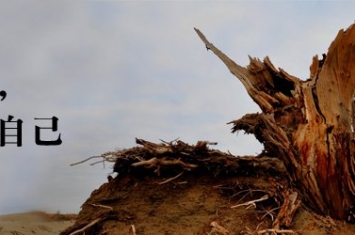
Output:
(195, 23), (355, 221)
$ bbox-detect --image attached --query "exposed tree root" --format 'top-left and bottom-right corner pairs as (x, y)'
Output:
(71, 138), (286, 178)
(230, 187), (300, 234)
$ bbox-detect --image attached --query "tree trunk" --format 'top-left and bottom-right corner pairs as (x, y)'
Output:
(195, 23), (355, 221)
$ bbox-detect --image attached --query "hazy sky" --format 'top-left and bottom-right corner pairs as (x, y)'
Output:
(1, 1), (354, 214)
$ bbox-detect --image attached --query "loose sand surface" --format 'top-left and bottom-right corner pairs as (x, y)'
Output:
(0, 211), (74, 235)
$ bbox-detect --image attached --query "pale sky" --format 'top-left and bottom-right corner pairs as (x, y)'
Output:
(1, 1), (354, 214)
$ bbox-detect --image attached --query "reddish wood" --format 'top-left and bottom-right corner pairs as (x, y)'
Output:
(195, 23), (355, 221)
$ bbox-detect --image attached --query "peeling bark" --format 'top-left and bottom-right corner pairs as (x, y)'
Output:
(195, 23), (355, 221)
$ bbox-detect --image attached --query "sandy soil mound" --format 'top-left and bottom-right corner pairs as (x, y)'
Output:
(60, 139), (355, 234)
(60, 173), (355, 235)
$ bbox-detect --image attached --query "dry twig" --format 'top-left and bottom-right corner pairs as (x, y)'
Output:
(68, 218), (101, 235)
(231, 194), (269, 209)
(158, 172), (183, 184)
(257, 228), (296, 234)
(131, 157), (198, 169)
(88, 203), (113, 211)
(129, 224), (137, 235)
(259, 206), (280, 221)
(70, 156), (104, 166)
(240, 222), (265, 235)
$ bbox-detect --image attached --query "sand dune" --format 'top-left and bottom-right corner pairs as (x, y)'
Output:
(0, 212), (74, 235)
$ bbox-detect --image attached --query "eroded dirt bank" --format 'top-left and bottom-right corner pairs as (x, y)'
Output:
(60, 172), (355, 235)
(61, 139), (355, 234)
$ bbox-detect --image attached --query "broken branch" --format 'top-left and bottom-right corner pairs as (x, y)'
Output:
(231, 194), (269, 209)
(88, 203), (113, 211)
(68, 218), (101, 235)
